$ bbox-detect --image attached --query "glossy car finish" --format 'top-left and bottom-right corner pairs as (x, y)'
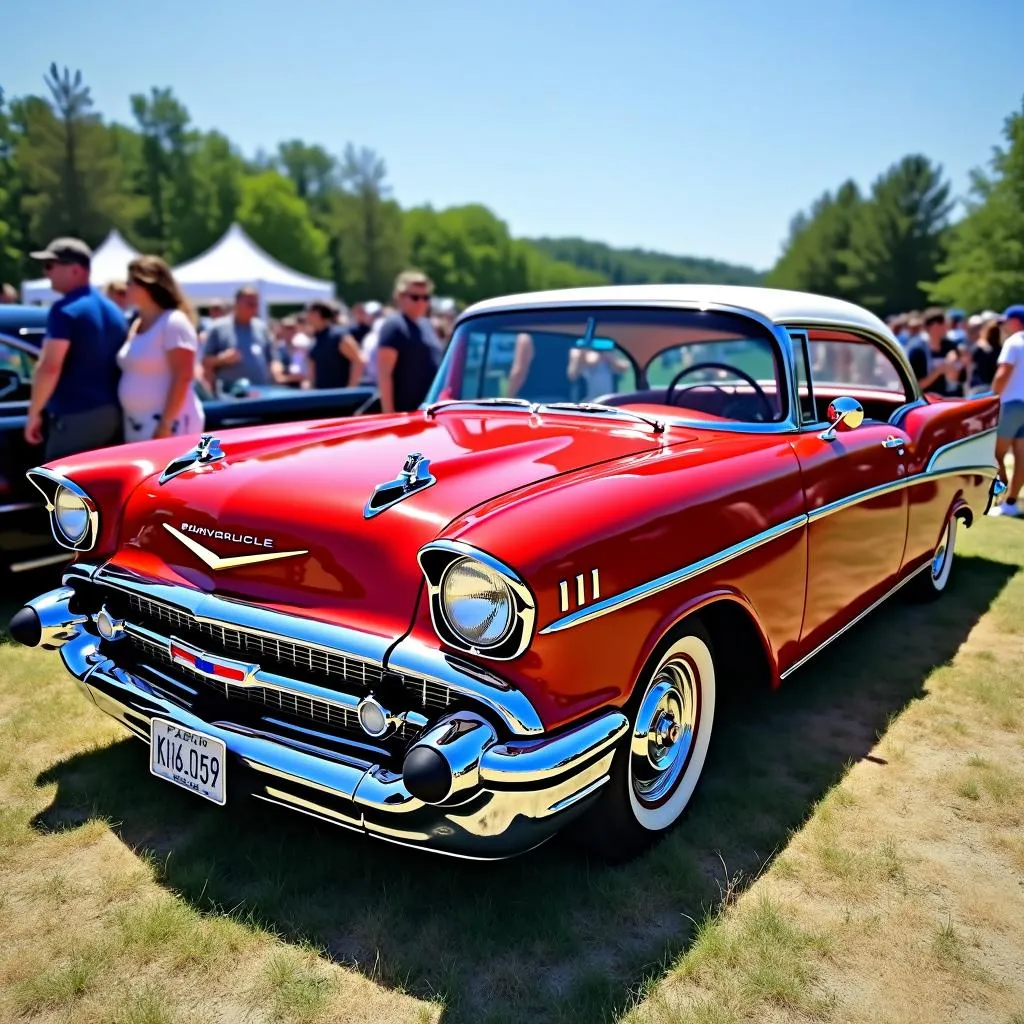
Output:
(10, 285), (1001, 859)
(0, 319), (378, 573)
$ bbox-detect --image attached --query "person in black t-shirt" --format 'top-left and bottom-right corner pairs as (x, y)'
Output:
(907, 307), (966, 396)
(348, 301), (381, 346)
(305, 300), (365, 389)
(376, 271), (443, 412)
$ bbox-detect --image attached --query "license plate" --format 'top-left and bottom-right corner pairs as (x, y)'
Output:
(150, 719), (226, 805)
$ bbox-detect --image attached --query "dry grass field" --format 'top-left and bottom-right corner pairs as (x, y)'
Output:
(1, 518), (1022, 1024)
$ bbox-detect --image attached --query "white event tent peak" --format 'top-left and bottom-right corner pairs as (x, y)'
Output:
(20, 228), (141, 304)
(172, 223), (336, 313)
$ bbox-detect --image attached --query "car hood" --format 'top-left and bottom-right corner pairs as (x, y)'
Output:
(109, 411), (678, 639)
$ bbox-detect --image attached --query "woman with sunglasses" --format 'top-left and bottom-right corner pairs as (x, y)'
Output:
(375, 270), (444, 413)
(118, 256), (204, 442)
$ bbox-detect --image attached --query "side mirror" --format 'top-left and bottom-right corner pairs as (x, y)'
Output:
(819, 396), (864, 441)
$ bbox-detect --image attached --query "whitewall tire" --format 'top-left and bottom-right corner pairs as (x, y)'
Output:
(576, 622), (716, 861)
(908, 515), (957, 602)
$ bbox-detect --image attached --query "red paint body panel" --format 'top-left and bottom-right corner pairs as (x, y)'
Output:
(41, 370), (1000, 735)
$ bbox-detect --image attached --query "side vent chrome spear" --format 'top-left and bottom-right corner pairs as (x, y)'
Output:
(364, 452), (436, 519)
(159, 434), (226, 485)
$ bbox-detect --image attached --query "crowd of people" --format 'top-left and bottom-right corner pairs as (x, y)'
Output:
(19, 235), (454, 461)
(885, 305), (1024, 517)
(13, 237), (1024, 519)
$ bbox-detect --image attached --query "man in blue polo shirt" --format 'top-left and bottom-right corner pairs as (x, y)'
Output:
(25, 237), (125, 460)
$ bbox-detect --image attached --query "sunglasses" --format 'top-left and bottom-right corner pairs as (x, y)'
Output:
(405, 292), (431, 302)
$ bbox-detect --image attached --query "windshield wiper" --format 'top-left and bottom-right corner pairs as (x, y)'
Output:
(539, 402), (666, 434)
(424, 397), (536, 418)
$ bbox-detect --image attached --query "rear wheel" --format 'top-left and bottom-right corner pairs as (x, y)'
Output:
(576, 622), (716, 862)
(906, 514), (957, 602)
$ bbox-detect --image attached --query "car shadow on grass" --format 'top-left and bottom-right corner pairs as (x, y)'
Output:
(30, 554), (1016, 1024)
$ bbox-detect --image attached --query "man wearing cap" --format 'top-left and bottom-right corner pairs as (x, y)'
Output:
(25, 237), (126, 460)
(989, 304), (1024, 517)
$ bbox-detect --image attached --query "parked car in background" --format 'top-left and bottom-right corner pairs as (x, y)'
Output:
(9, 285), (1001, 861)
(0, 306), (378, 573)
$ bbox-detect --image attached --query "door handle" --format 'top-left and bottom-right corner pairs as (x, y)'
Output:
(882, 435), (905, 453)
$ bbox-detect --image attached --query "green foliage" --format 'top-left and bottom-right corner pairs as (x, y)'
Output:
(0, 88), (25, 285)
(928, 100), (1024, 310)
(838, 155), (952, 314)
(237, 172), (330, 278)
(764, 181), (862, 298)
(527, 236), (763, 286)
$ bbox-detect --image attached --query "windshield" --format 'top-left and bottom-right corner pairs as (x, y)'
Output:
(426, 307), (787, 425)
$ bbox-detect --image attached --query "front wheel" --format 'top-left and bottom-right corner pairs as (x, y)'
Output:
(575, 622), (716, 862)
(906, 515), (957, 602)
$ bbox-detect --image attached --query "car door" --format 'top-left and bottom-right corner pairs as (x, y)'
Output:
(788, 329), (914, 659)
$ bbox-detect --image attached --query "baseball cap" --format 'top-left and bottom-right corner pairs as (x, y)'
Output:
(1000, 304), (1024, 324)
(30, 237), (92, 267)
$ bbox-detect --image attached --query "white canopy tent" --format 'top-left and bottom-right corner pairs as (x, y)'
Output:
(172, 223), (335, 315)
(20, 229), (141, 304)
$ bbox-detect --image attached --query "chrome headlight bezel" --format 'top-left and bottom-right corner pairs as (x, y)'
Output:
(418, 541), (536, 660)
(27, 469), (100, 551)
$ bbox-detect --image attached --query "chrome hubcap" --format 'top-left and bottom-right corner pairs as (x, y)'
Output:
(932, 521), (953, 580)
(631, 658), (699, 804)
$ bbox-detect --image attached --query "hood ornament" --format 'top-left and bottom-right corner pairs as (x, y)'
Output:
(159, 434), (226, 485)
(364, 452), (436, 519)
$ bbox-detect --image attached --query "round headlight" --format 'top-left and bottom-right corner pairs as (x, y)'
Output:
(441, 557), (514, 647)
(54, 486), (90, 544)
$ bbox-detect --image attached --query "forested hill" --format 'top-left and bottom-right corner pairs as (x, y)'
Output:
(525, 237), (765, 287)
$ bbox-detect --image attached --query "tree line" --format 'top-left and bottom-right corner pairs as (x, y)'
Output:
(0, 64), (760, 306)
(765, 98), (1024, 316)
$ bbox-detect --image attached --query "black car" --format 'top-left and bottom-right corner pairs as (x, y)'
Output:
(0, 305), (379, 573)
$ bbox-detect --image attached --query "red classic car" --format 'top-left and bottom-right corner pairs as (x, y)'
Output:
(8, 285), (1002, 861)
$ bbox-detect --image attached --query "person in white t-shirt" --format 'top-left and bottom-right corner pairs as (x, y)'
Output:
(988, 304), (1024, 517)
(118, 255), (205, 443)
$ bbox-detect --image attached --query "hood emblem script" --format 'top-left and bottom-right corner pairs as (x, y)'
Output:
(163, 524), (308, 571)
(364, 452), (436, 519)
(159, 434), (226, 485)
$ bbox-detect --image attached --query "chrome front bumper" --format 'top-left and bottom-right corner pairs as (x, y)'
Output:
(14, 587), (627, 859)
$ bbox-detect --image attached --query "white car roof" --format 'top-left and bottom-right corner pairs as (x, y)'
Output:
(462, 284), (894, 340)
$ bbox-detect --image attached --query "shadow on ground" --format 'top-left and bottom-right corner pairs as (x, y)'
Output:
(30, 554), (1016, 1024)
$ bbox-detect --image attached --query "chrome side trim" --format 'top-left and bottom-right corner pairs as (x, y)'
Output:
(539, 513), (808, 635)
(26, 468), (100, 551)
(780, 562), (930, 679)
(0, 501), (37, 514)
(539, 440), (997, 634)
(926, 429), (997, 473)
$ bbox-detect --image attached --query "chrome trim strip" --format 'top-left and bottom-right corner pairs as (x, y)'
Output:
(540, 438), (997, 634)
(10, 552), (74, 573)
(0, 501), (37, 514)
(540, 513), (808, 635)
(93, 564), (391, 668)
(26, 468), (100, 551)
(780, 562), (930, 679)
(385, 635), (545, 735)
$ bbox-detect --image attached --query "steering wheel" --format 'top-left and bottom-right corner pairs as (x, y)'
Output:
(665, 362), (774, 421)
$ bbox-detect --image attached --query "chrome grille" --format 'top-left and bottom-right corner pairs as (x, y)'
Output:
(123, 591), (384, 688)
(127, 631), (414, 741)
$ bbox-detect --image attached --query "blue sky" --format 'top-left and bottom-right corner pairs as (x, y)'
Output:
(5, 0), (1021, 269)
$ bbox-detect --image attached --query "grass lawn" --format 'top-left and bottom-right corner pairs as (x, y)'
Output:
(1, 519), (1023, 1024)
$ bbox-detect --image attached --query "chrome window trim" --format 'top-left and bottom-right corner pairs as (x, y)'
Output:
(26, 467), (100, 551)
(418, 539), (537, 661)
(538, 433), (997, 635)
(436, 300), (803, 435)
